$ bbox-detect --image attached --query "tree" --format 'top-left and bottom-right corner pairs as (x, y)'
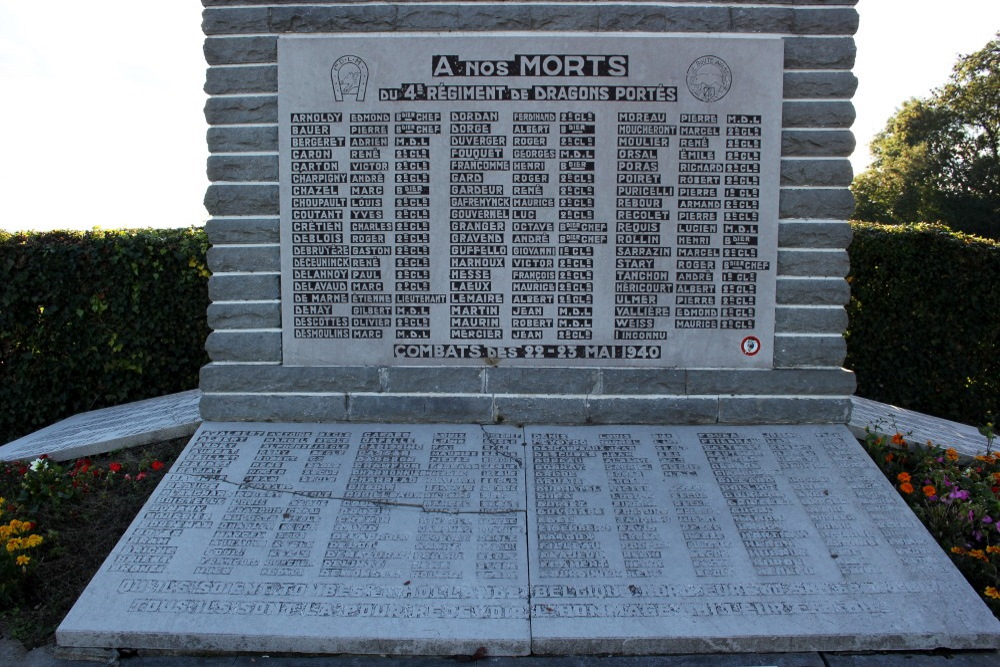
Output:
(852, 34), (1000, 239)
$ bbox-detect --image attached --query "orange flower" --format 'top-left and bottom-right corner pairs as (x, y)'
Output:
(986, 586), (1000, 600)
(952, 546), (967, 555)
(922, 485), (937, 497)
(945, 448), (959, 462)
(892, 433), (906, 446)
(969, 549), (989, 562)
(897, 472), (911, 483)
(885, 452), (894, 462)
(986, 545), (1000, 555)
(899, 482), (914, 494)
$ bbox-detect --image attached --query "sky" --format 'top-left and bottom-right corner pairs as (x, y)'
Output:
(0, 1), (998, 233)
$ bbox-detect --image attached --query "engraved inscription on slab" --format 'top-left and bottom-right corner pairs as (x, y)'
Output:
(278, 34), (783, 368)
(524, 426), (999, 653)
(58, 424), (1000, 655)
(58, 424), (530, 655)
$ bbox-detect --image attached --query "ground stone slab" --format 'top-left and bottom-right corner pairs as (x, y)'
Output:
(58, 423), (1000, 656)
(849, 396), (990, 459)
(0, 390), (202, 463)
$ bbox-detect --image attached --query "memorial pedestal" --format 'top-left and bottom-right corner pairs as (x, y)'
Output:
(58, 423), (1000, 655)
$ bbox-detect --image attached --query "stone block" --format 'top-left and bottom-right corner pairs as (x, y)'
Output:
(493, 395), (589, 425)
(201, 7), (271, 35)
(717, 396), (852, 423)
(777, 249), (850, 277)
(687, 368), (856, 396)
(204, 184), (279, 216)
(586, 396), (719, 424)
(397, 5), (460, 31)
(794, 7), (859, 34)
(204, 64), (277, 95)
(204, 95), (279, 125)
(270, 5), (397, 32)
(784, 36), (856, 69)
(206, 218), (279, 245)
(384, 367), (484, 393)
(487, 367), (601, 395)
(457, 4), (533, 30)
(773, 333), (847, 367)
(782, 130), (856, 157)
(207, 244), (280, 273)
(207, 126), (278, 153)
(199, 393), (349, 422)
(731, 7), (794, 32)
(779, 188), (855, 219)
(781, 159), (854, 187)
(207, 155), (279, 182)
(0, 391), (201, 462)
(349, 393), (495, 423)
(775, 305), (849, 334)
(207, 301), (281, 330)
(204, 35), (277, 65)
(784, 71), (858, 98)
(205, 330), (282, 362)
(200, 363), (381, 394)
(529, 5), (601, 30)
(778, 220), (853, 249)
(776, 277), (851, 308)
(208, 272), (280, 301)
(783, 101), (855, 128)
(599, 369), (687, 395)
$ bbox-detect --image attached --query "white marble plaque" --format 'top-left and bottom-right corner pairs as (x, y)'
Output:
(278, 34), (783, 368)
(58, 424), (1000, 655)
(525, 426), (1000, 653)
(58, 424), (530, 655)
(0, 390), (201, 462)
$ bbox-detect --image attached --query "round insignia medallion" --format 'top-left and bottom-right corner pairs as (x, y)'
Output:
(686, 55), (733, 103)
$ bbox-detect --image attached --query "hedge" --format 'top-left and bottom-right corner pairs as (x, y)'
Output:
(3, 223), (997, 443)
(0, 229), (210, 444)
(846, 222), (1000, 426)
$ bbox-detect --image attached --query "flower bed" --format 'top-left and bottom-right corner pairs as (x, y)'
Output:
(862, 428), (1000, 614)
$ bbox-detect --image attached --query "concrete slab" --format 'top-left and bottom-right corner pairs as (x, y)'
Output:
(849, 396), (990, 459)
(524, 425), (1000, 654)
(58, 424), (531, 656)
(58, 424), (1000, 656)
(0, 390), (202, 463)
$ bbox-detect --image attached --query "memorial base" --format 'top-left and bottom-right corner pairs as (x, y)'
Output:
(58, 423), (1000, 655)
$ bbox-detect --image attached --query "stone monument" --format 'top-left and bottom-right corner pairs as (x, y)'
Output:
(56, 0), (1000, 657)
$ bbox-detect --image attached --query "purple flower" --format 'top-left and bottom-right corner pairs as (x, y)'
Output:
(983, 516), (994, 524)
(949, 489), (970, 501)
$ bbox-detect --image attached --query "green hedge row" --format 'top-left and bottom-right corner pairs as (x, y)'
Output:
(847, 222), (1000, 425)
(0, 229), (210, 444)
(3, 223), (996, 443)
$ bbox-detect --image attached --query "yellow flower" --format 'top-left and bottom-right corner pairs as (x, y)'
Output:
(26, 534), (42, 548)
(986, 586), (1000, 600)
(946, 448), (959, 462)
(986, 545), (1000, 555)
(15, 555), (29, 566)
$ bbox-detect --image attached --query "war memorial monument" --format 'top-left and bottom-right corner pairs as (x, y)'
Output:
(57, 0), (1000, 656)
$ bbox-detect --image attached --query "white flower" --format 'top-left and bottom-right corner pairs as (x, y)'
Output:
(29, 458), (47, 472)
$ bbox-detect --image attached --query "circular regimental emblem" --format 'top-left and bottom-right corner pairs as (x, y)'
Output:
(741, 336), (761, 357)
(686, 55), (732, 103)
